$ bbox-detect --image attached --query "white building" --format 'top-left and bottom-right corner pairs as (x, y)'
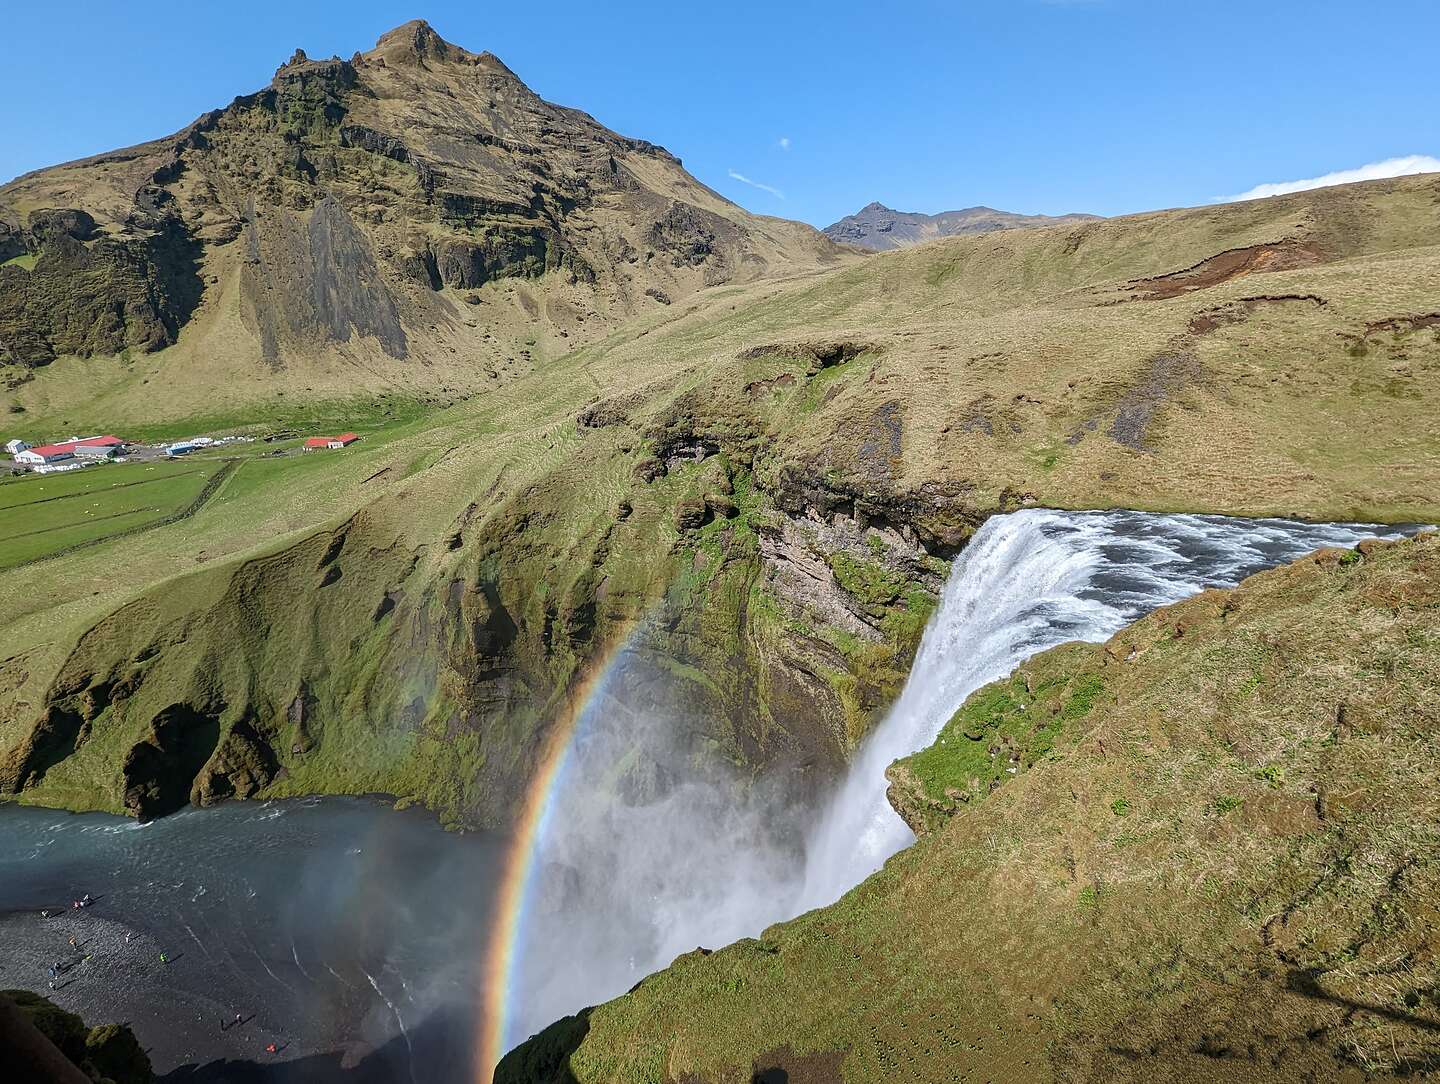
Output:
(14, 444), (74, 466)
(4, 439), (29, 456)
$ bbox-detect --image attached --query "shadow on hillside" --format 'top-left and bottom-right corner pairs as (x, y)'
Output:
(1285, 967), (1440, 1033)
(160, 1006), (471, 1084)
(491, 1008), (590, 1084)
(750, 1044), (845, 1084)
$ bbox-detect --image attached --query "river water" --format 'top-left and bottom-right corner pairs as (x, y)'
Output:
(0, 796), (505, 1081)
(0, 510), (1417, 1079)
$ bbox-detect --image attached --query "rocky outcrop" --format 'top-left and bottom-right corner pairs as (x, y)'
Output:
(2, 990), (152, 1084)
(0, 206), (202, 365)
(191, 719), (279, 805)
(121, 703), (223, 819)
(885, 644), (1103, 836)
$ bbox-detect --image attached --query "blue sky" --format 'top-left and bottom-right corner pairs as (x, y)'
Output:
(3, 1), (1437, 227)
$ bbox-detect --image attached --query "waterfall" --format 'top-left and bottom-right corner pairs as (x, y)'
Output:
(797, 508), (1415, 909)
(508, 509), (1412, 1044)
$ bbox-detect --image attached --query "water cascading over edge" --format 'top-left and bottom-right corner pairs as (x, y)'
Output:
(493, 508), (1415, 1065)
(798, 508), (1417, 908)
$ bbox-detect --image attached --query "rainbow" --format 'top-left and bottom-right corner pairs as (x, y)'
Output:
(475, 617), (643, 1081)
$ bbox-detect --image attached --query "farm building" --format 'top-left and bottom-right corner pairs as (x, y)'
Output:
(165, 442), (199, 457)
(304, 433), (360, 450)
(4, 439), (29, 455)
(14, 444), (74, 466)
(13, 435), (126, 464)
(65, 435), (126, 459)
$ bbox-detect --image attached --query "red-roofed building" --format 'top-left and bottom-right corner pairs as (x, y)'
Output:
(66, 435), (125, 458)
(304, 433), (360, 451)
(13, 434), (126, 466)
(14, 444), (75, 465)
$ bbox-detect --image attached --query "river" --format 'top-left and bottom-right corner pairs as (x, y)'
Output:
(0, 796), (505, 1081)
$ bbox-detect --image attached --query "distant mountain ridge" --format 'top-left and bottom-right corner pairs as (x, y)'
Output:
(824, 200), (1101, 250)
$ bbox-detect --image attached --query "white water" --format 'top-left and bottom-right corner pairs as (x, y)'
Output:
(798, 507), (1416, 908)
(508, 508), (1414, 1046)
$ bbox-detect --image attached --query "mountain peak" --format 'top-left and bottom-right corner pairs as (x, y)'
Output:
(0, 18), (844, 374)
(860, 201), (893, 213)
(371, 19), (456, 65)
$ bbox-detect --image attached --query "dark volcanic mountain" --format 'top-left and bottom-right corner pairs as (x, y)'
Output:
(0, 20), (843, 396)
(824, 201), (1100, 251)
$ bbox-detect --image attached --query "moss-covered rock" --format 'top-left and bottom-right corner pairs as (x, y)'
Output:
(83, 1023), (153, 1084)
(3, 990), (152, 1083)
(886, 649), (1105, 834)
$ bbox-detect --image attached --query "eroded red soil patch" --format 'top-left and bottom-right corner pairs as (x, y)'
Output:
(1130, 240), (1327, 300)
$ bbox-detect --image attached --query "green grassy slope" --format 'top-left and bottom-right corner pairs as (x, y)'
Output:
(504, 531), (1440, 1083)
(2, 174), (1439, 826)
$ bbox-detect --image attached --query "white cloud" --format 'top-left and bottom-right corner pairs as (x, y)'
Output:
(728, 169), (785, 200)
(777, 136), (792, 151)
(1220, 155), (1440, 202)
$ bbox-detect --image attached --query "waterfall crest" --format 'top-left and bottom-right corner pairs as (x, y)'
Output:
(798, 508), (1415, 908)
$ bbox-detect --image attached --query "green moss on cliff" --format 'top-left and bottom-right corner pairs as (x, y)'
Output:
(4, 989), (152, 1083)
(887, 655), (1104, 832)
(825, 552), (905, 610)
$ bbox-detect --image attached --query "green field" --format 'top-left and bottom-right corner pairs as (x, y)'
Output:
(0, 460), (232, 569)
(1, 392), (441, 449)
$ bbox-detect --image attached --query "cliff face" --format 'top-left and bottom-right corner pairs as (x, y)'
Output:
(0, 207), (201, 365)
(0, 377), (956, 825)
(0, 20), (841, 389)
(502, 532), (1440, 1082)
(2, 990), (151, 1084)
